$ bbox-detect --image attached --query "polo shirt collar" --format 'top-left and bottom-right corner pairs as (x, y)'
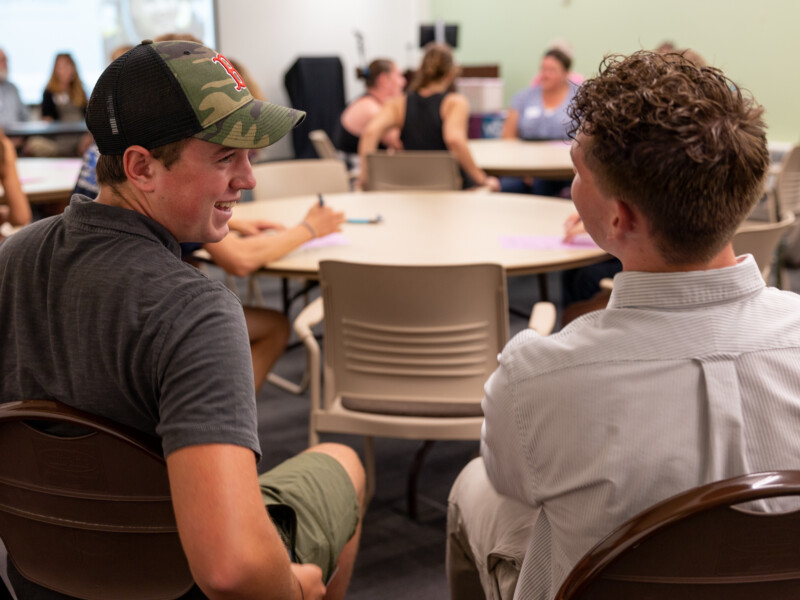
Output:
(64, 195), (182, 258)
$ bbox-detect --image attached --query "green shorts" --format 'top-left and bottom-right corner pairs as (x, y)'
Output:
(259, 451), (359, 581)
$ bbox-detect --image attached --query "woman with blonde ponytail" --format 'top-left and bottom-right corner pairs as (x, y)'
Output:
(358, 43), (499, 191)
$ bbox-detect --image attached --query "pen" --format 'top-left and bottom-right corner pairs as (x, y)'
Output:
(346, 215), (382, 224)
(318, 193), (324, 207)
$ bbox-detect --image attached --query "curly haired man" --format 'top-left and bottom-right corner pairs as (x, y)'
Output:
(446, 51), (800, 600)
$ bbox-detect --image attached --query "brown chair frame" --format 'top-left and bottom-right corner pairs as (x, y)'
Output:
(0, 399), (195, 600)
(555, 470), (800, 600)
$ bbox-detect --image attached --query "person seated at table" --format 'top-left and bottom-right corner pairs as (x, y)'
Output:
(0, 47), (29, 134)
(559, 46), (709, 324)
(1, 39), (364, 600)
(25, 52), (91, 157)
(500, 48), (579, 197)
(334, 58), (406, 156)
(446, 50), (800, 600)
(529, 39), (584, 88)
(0, 129), (31, 231)
(358, 43), (500, 191)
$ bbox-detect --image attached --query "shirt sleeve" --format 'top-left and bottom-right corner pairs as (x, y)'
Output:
(154, 286), (261, 460)
(509, 88), (527, 114)
(481, 332), (541, 507)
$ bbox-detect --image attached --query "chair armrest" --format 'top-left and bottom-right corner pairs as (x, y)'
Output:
(529, 301), (557, 335)
(599, 277), (614, 291)
(293, 296), (324, 343)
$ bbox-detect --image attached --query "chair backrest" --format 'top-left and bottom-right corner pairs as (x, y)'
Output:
(556, 470), (800, 600)
(251, 159), (350, 200)
(733, 212), (796, 280)
(0, 400), (194, 600)
(309, 129), (339, 160)
(318, 261), (509, 417)
(365, 151), (463, 191)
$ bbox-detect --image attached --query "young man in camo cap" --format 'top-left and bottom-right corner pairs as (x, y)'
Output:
(0, 40), (364, 600)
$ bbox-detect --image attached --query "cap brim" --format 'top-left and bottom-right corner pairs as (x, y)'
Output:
(193, 98), (306, 149)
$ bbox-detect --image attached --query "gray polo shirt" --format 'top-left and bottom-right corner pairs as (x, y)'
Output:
(0, 196), (261, 459)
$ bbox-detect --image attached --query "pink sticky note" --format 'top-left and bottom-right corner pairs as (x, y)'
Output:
(300, 232), (350, 250)
(499, 235), (598, 251)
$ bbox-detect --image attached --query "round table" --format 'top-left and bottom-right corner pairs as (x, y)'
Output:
(467, 139), (574, 179)
(14, 158), (83, 205)
(231, 191), (607, 278)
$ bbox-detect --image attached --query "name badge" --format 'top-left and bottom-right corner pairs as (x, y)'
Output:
(523, 106), (542, 120)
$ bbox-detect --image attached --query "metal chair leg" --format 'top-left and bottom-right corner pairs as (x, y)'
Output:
(406, 440), (436, 519)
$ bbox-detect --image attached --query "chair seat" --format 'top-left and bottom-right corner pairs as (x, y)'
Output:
(315, 397), (484, 441)
(341, 393), (483, 417)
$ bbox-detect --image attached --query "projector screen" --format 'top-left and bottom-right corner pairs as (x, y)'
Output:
(0, 0), (217, 106)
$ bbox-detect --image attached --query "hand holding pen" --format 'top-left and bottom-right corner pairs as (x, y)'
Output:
(301, 194), (345, 238)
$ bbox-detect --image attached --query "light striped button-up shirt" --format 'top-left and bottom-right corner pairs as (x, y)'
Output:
(481, 255), (800, 600)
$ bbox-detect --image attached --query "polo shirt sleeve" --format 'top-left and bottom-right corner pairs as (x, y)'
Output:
(153, 285), (261, 460)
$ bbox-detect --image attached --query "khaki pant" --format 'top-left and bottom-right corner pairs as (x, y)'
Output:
(446, 457), (539, 600)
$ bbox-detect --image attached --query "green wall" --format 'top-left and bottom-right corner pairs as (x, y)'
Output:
(429, 0), (800, 142)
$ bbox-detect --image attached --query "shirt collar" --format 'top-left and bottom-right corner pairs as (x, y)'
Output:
(607, 255), (765, 310)
(64, 195), (182, 259)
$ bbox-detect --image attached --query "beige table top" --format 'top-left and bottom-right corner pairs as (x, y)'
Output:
(231, 191), (607, 278)
(468, 138), (574, 179)
(9, 158), (82, 205)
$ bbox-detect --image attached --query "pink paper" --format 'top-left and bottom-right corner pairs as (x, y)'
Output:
(300, 232), (350, 250)
(499, 234), (598, 251)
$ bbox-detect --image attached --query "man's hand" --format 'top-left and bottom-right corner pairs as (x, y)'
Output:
(485, 175), (501, 192)
(563, 211), (586, 243)
(291, 563), (326, 600)
(302, 204), (345, 238)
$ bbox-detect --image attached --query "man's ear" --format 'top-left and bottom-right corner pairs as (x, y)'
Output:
(608, 199), (637, 241)
(122, 146), (156, 193)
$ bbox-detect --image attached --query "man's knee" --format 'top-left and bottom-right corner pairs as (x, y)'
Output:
(447, 457), (535, 600)
(305, 443), (366, 506)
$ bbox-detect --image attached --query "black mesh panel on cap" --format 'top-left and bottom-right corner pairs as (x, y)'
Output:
(87, 44), (202, 155)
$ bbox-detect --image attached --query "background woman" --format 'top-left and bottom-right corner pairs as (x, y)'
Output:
(26, 53), (90, 156)
(41, 52), (87, 123)
(335, 58), (406, 155)
(358, 43), (499, 191)
(501, 48), (578, 196)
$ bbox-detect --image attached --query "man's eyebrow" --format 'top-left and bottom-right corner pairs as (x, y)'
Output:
(212, 145), (238, 156)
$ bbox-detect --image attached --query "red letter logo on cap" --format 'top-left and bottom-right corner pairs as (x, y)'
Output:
(212, 54), (247, 92)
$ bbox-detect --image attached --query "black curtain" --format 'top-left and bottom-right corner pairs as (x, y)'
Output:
(284, 57), (345, 159)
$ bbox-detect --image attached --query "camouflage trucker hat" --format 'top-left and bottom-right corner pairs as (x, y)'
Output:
(87, 40), (305, 155)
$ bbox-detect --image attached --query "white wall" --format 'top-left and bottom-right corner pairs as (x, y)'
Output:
(217, 0), (430, 159)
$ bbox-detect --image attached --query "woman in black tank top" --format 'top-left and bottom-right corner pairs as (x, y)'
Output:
(357, 43), (499, 191)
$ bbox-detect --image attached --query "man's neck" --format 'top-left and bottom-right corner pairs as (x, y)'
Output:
(95, 184), (149, 217)
(621, 243), (738, 273)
